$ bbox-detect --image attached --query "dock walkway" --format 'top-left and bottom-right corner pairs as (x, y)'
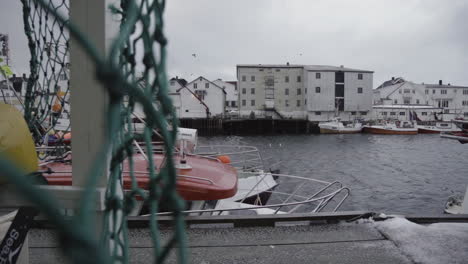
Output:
(27, 212), (468, 263)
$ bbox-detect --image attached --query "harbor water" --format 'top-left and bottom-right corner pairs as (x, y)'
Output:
(199, 134), (468, 215)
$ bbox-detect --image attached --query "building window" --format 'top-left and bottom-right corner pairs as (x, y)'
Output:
(285, 88), (289, 95)
(425, 89), (429, 94)
(357, 87), (363, 94)
(232, 101), (237, 107)
(305, 99), (307, 105)
(251, 100), (255, 106)
(399, 112), (405, 116)
(439, 100), (449, 108)
(465, 112), (468, 117)
(242, 88), (246, 94)
(416, 99), (420, 104)
(399, 89), (402, 94)
(195, 90), (206, 100)
(242, 76), (246, 82)
(296, 100), (300, 107)
(259, 69), (264, 72)
(170, 80), (175, 86)
(390, 112), (396, 116)
(285, 76), (289, 83)
(285, 100), (289, 107)
(205, 83), (209, 88)
(297, 88), (301, 95)
(464, 90), (468, 95)
(463, 100), (468, 106)
(360, 112), (367, 115)
(421, 112), (427, 116)
(433, 89), (435, 94)
(394, 99), (398, 104)
(276, 69), (280, 72)
(316, 73), (321, 79)
(441, 89), (447, 94)
(251, 76), (255, 82)
(404, 89), (410, 93)
(412, 89), (415, 94)
(251, 88), (255, 94)
(315, 111), (321, 115)
(316, 87), (321, 93)
(297, 76), (301, 82)
(193, 83), (198, 89)
(305, 88), (307, 94)
(242, 99), (246, 106)
(382, 112), (387, 115)
(404, 99), (410, 104)
(358, 73), (363, 80)
(444, 109), (450, 114)
(351, 111), (356, 115)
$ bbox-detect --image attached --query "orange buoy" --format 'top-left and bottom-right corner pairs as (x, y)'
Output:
(52, 103), (62, 112)
(63, 132), (71, 140)
(217, 155), (231, 164)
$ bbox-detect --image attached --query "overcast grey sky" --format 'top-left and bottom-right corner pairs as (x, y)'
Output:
(2, 0), (468, 87)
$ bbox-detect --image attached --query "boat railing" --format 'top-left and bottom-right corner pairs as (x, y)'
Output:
(153, 171), (350, 216)
(194, 145), (266, 171)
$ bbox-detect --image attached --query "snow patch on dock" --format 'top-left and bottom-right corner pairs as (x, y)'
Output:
(375, 217), (468, 264)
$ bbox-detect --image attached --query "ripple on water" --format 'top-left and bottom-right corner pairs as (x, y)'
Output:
(199, 134), (468, 215)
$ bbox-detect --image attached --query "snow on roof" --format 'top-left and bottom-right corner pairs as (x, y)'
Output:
(304, 65), (373, 73)
(236, 64), (373, 73)
(375, 217), (468, 264)
(237, 64), (304, 68)
(373, 104), (441, 109)
(425, 84), (468, 89)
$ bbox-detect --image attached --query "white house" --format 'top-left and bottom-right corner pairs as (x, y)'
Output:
(169, 76), (226, 119)
(373, 78), (468, 121)
(213, 79), (237, 112)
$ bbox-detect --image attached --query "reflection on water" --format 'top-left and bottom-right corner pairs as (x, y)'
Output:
(199, 134), (468, 215)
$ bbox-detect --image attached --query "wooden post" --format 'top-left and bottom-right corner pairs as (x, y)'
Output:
(70, 0), (119, 188)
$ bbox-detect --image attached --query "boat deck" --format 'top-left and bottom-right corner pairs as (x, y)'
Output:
(27, 211), (468, 263)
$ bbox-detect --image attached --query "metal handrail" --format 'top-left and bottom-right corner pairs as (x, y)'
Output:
(151, 187), (349, 216)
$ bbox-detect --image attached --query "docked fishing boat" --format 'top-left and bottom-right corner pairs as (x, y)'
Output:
(318, 118), (362, 134)
(363, 120), (418, 135)
(417, 122), (461, 134)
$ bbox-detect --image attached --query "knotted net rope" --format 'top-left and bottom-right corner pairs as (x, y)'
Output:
(1, 0), (187, 263)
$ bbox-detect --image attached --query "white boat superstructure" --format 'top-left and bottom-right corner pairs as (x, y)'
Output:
(417, 122), (461, 134)
(319, 118), (362, 134)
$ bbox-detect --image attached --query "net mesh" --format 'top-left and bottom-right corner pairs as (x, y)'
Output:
(1, 0), (187, 263)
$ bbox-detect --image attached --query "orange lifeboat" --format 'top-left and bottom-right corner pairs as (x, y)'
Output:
(40, 153), (238, 201)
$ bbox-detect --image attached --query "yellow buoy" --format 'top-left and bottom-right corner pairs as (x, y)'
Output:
(0, 103), (38, 185)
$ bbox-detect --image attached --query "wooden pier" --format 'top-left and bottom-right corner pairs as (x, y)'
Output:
(28, 212), (468, 263)
(179, 118), (320, 136)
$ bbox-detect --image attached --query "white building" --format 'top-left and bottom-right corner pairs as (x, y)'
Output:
(237, 64), (373, 121)
(212, 79), (237, 112)
(373, 78), (468, 121)
(169, 76), (226, 119)
(304, 65), (373, 121)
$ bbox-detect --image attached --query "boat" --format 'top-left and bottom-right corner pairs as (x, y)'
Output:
(318, 118), (362, 134)
(417, 122), (461, 134)
(363, 120), (418, 135)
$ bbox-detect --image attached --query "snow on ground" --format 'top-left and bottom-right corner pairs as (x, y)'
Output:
(375, 217), (468, 264)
